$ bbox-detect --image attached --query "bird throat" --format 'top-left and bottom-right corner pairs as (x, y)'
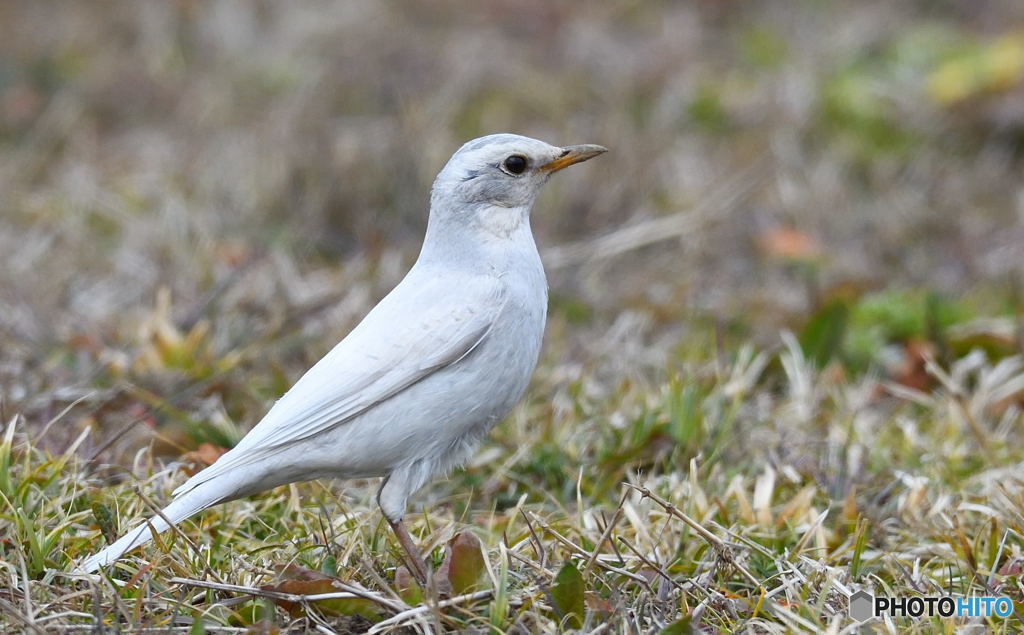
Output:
(477, 204), (530, 240)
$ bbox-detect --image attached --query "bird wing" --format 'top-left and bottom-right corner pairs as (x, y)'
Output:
(174, 272), (505, 495)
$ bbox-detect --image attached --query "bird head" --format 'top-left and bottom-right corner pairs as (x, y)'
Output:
(429, 134), (606, 235)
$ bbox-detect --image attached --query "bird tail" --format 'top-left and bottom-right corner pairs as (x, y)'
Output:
(79, 481), (225, 573)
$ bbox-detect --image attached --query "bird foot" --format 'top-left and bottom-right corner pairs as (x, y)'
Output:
(387, 517), (430, 586)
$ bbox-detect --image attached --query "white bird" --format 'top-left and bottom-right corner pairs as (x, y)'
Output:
(81, 134), (606, 581)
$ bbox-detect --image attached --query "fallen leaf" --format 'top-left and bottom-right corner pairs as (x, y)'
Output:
(178, 442), (229, 475)
(758, 228), (822, 262)
(260, 565), (383, 621)
(999, 557), (1022, 577)
(434, 530), (487, 596)
(893, 339), (934, 392)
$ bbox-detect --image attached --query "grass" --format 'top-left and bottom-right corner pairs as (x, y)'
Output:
(2, 324), (1023, 632)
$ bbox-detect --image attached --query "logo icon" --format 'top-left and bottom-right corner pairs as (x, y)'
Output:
(849, 590), (874, 622)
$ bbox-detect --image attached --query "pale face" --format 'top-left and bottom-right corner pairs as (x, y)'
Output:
(433, 134), (606, 210)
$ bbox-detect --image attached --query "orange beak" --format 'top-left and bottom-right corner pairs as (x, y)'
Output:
(539, 144), (608, 173)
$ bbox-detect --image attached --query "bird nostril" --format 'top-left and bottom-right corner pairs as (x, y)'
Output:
(559, 148), (571, 157)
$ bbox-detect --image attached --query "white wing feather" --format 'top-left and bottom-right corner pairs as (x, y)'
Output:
(174, 272), (505, 495)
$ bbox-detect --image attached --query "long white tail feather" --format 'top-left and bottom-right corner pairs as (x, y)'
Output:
(79, 482), (224, 573)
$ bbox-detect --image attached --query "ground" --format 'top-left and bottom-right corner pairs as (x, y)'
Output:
(1, 1), (1024, 633)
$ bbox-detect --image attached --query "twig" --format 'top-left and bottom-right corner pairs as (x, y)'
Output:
(0, 595), (44, 635)
(366, 589), (496, 633)
(627, 484), (763, 589)
(520, 509), (547, 571)
(33, 611), (96, 624)
(169, 576), (406, 614)
(54, 625), (251, 633)
(527, 513), (652, 588)
(616, 536), (683, 591)
(358, 556), (405, 604)
(625, 484), (728, 550)
(583, 493), (626, 575)
(506, 548), (553, 577)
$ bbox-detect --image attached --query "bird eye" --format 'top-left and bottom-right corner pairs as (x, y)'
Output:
(502, 155), (528, 175)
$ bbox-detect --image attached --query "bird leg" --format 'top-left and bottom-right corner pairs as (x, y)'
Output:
(387, 517), (429, 586)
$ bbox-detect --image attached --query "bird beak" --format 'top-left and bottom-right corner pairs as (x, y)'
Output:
(539, 144), (608, 173)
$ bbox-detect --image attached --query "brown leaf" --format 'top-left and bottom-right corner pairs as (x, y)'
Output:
(999, 557), (1022, 577)
(586, 592), (616, 620)
(758, 228), (822, 261)
(261, 566), (382, 621)
(434, 531), (488, 596)
(178, 442), (229, 476)
(277, 563), (331, 581)
(215, 239), (252, 266)
(893, 340), (934, 392)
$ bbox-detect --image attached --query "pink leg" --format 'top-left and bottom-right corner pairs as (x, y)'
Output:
(387, 517), (429, 585)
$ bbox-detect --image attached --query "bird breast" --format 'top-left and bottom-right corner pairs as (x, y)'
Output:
(292, 260), (548, 481)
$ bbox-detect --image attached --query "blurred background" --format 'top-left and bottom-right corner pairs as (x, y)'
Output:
(1, 0), (1023, 459)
